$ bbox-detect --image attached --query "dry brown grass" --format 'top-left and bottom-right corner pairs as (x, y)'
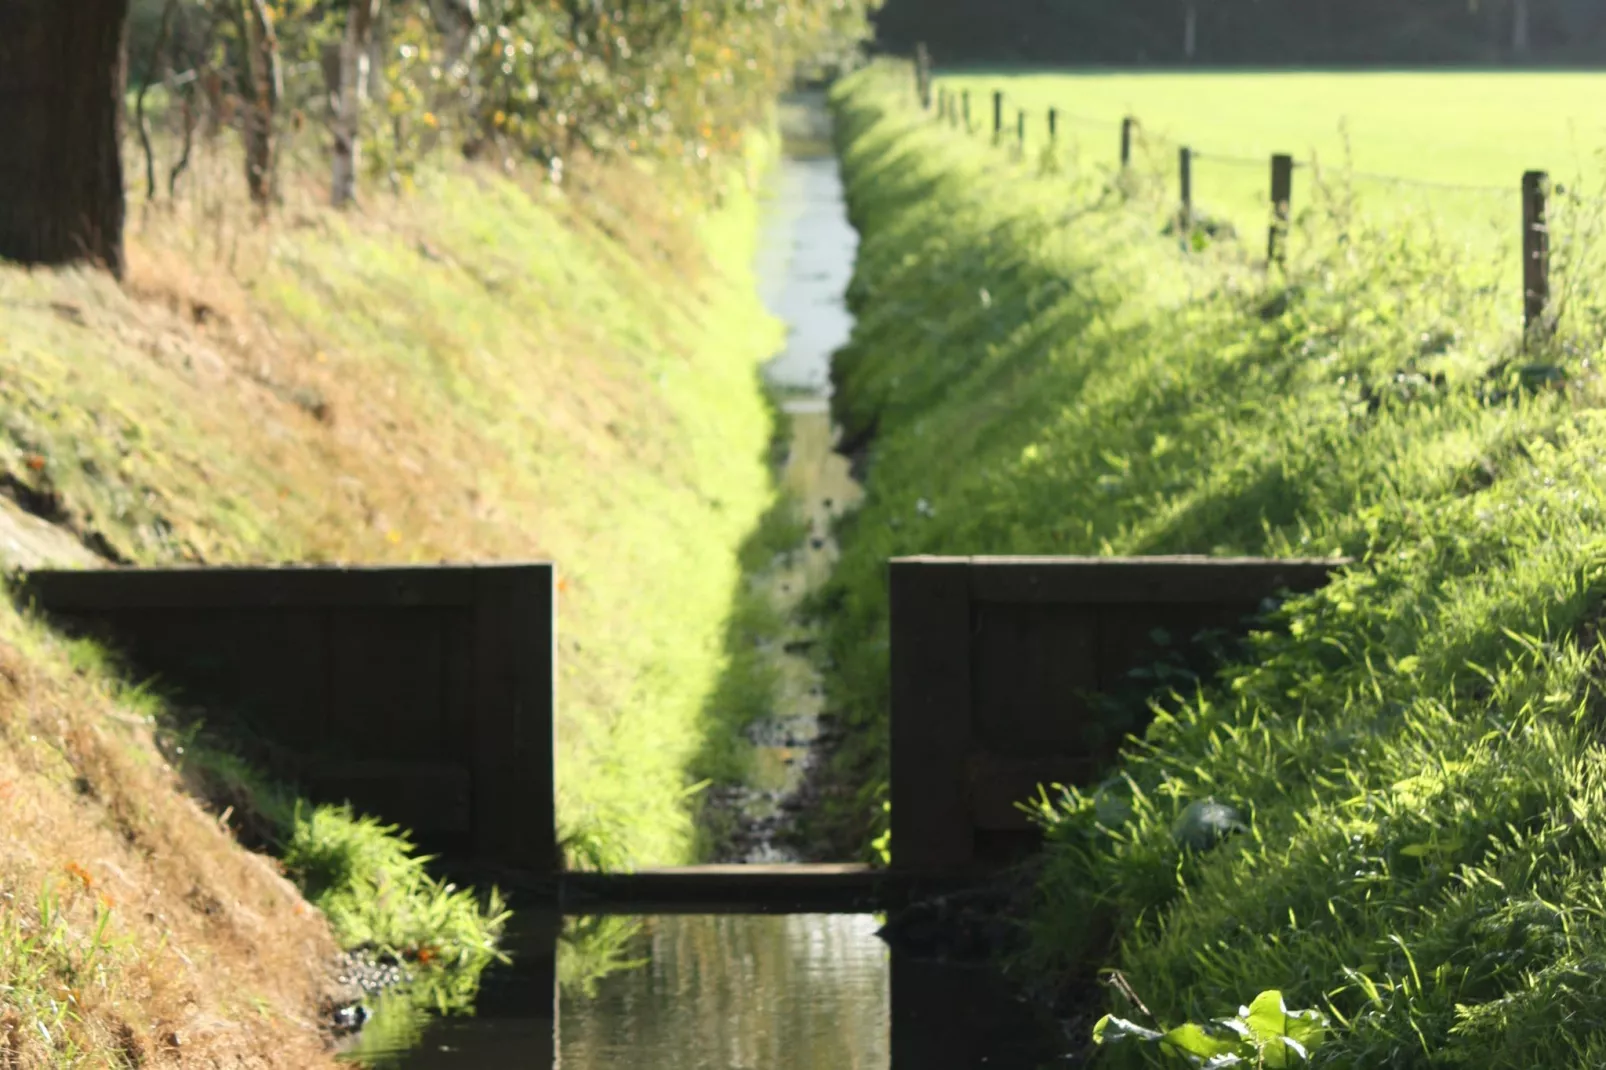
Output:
(0, 602), (343, 1068)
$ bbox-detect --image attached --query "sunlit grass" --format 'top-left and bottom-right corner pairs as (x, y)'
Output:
(826, 62), (1606, 1066)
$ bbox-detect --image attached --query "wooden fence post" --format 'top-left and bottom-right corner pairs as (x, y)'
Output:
(992, 90), (1003, 143)
(1048, 107), (1058, 142)
(1268, 153), (1294, 266)
(1179, 146), (1193, 240)
(1017, 109), (1026, 153)
(1523, 170), (1550, 335)
(962, 89), (971, 132)
(1121, 116), (1135, 168)
(915, 43), (932, 110)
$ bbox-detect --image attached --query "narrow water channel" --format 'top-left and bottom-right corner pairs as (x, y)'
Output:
(347, 93), (1068, 1070)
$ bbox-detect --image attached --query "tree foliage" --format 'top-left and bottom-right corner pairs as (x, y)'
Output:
(871, 0), (1606, 66)
(130, 0), (880, 200)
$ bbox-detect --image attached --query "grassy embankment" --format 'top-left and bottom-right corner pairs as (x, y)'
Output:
(825, 63), (1606, 1065)
(0, 121), (792, 1062)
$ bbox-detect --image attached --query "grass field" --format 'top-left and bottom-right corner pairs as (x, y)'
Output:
(933, 70), (1606, 263)
(826, 63), (1606, 1065)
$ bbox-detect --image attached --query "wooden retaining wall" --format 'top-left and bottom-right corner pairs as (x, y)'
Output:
(889, 555), (1346, 874)
(18, 564), (557, 876)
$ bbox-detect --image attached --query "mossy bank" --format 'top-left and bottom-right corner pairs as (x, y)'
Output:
(823, 63), (1606, 1066)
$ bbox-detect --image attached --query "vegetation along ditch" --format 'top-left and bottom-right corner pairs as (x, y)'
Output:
(0, 1), (880, 1065)
(15, 0), (1606, 1063)
(819, 60), (1606, 1066)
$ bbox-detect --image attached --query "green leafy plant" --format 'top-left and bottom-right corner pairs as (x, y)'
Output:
(1094, 990), (1329, 1067)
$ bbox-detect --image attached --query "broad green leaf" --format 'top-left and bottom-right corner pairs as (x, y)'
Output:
(1159, 1022), (1242, 1060)
(1244, 990), (1291, 1043)
(1092, 1014), (1162, 1046)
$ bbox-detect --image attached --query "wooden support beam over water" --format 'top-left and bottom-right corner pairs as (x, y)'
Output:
(556, 865), (979, 915)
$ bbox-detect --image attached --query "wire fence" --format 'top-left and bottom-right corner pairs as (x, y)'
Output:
(910, 61), (1559, 332)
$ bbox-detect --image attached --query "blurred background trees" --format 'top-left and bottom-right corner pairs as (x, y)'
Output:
(869, 0), (1606, 66)
(125, 0), (881, 208)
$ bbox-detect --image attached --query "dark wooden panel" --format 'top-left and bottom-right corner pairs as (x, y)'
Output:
(967, 752), (1103, 831)
(64, 607), (334, 751)
(20, 563), (556, 879)
(891, 559), (975, 872)
(969, 602), (1097, 752)
(18, 565), (492, 610)
(472, 567), (558, 874)
(304, 760), (474, 836)
(889, 555), (1345, 881)
(955, 555), (1347, 605)
(327, 607), (458, 761)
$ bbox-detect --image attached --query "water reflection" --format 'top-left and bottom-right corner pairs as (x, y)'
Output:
(350, 912), (1067, 1069)
(563, 915), (889, 1069)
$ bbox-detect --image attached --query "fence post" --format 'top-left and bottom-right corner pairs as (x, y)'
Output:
(1017, 109), (1026, 153)
(915, 43), (932, 110)
(1121, 117), (1135, 168)
(1523, 170), (1550, 336)
(962, 90), (971, 132)
(993, 91), (1004, 144)
(1268, 153), (1294, 266)
(1048, 107), (1058, 142)
(1179, 147), (1193, 241)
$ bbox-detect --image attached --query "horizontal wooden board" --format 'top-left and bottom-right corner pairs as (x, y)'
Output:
(18, 563), (553, 610)
(890, 555), (1348, 605)
(557, 864), (982, 915)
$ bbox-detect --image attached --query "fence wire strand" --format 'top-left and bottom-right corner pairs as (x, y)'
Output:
(932, 79), (1589, 208)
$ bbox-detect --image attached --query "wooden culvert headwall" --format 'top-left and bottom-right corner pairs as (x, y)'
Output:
(17, 564), (557, 878)
(889, 555), (1348, 875)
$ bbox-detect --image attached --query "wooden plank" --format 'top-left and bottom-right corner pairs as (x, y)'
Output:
(968, 752), (1103, 831)
(558, 864), (978, 915)
(890, 558), (975, 873)
(18, 565), (504, 609)
(968, 602), (1097, 751)
(472, 566), (558, 875)
(932, 555), (1347, 605)
(303, 760), (474, 835)
(328, 607), (457, 761)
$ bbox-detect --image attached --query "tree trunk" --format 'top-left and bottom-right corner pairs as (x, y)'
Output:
(241, 0), (281, 207)
(0, 0), (132, 278)
(1183, 2), (1198, 60)
(429, 0), (479, 68)
(1513, 0), (1531, 57)
(332, 0), (380, 208)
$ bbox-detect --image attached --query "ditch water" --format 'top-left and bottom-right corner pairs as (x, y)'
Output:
(347, 93), (1069, 1070)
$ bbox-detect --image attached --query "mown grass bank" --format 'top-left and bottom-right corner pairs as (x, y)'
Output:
(0, 127), (786, 1062)
(825, 63), (1606, 1065)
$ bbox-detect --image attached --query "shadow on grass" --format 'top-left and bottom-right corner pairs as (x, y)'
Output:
(685, 370), (814, 860)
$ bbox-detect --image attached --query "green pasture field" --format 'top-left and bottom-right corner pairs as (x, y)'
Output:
(934, 70), (1606, 262)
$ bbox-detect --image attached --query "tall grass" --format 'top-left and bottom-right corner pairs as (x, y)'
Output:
(825, 63), (1606, 1064)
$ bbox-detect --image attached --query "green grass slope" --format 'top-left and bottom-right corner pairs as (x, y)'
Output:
(1, 139), (783, 868)
(825, 63), (1606, 1065)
